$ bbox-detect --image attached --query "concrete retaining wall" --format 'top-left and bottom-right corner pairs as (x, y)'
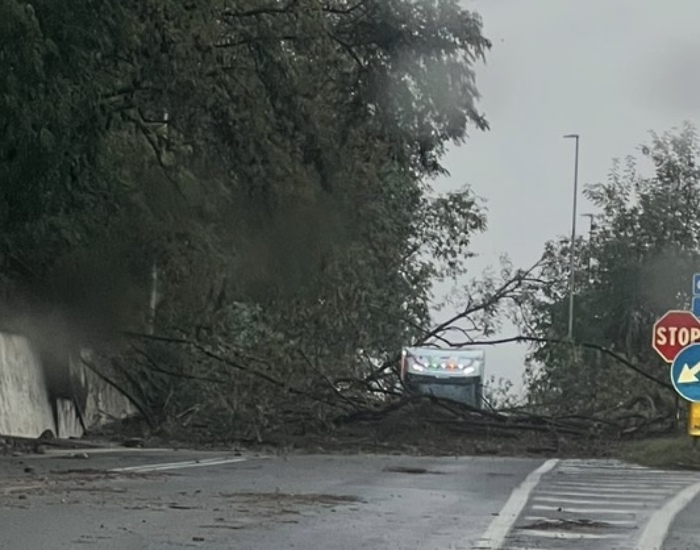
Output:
(0, 332), (134, 438)
(0, 333), (55, 438)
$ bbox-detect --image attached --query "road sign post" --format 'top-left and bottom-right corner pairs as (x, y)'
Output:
(689, 402), (700, 440)
(693, 298), (700, 318)
(653, 278), (700, 444)
(693, 274), (700, 319)
(652, 310), (700, 363)
(693, 273), (700, 296)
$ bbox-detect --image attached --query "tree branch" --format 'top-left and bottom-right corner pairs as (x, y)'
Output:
(79, 356), (156, 429)
(447, 335), (674, 391)
(122, 331), (355, 410)
(132, 345), (225, 384)
(221, 3), (297, 18)
(326, 31), (365, 69)
(363, 258), (546, 383)
(425, 259), (544, 343)
(321, 1), (369, 15)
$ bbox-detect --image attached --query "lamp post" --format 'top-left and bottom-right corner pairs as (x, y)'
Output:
(564, 134), (580, 341)
(582, 213), (596, 283)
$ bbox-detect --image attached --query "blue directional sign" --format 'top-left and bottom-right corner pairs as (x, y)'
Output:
(671, 344), (700, 402)
(693, 297), (700, 318)
(693, 273), (700, 296)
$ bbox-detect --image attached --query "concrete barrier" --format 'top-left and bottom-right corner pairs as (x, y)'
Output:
(0, 332), (135, 439)
(0, 333), (55, 438)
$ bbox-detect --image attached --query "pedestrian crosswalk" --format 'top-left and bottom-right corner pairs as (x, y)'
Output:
(501, 459), (700, 550)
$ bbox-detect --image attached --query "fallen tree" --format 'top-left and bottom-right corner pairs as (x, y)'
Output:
(78, 255), (680, 452)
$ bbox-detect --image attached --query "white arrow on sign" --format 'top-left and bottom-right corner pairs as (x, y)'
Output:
(678, 362), (700, 384)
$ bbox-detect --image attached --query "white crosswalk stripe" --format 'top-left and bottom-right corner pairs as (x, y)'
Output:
(539, 491), (665, 500)
(499, 459), (700, 550)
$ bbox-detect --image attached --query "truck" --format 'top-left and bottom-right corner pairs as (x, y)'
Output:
(399, 346), (485, 408)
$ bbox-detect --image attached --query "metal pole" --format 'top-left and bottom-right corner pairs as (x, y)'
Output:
(582, 213), (595, 282)
(564, 134), (580, 341)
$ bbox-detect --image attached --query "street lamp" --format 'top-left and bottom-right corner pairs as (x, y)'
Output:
(564, 134), (580, 341)
(582, 213), (596, 283)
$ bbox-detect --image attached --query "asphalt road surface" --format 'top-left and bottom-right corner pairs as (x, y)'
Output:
(1, 448), (700, 549)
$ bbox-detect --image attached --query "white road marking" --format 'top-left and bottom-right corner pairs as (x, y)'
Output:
(533, 495), (649, 506)
(559, 465), (663, 472)
(557, 474), (693, 483)
(24, 447), (176, 458)
(536, 489), (663, 499)
(556, 465), (690, 475)
(571, 478), (691, 486)
(543, 483), (673, 493)
(531, 504), (639, 514)
(560, 469), (690, 478)
(109, 457), (247, 473)
(473, 459), (558, 550)
(519, 530), (626, 540)
(637, 480), (700, 550)
(550, 481), (684, 491)
(575, 473), (689, 479)
(556, 470), (692, 478)
(494, 460), (700, 549)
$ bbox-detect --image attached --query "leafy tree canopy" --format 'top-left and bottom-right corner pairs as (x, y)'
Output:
(520, 123), (700, 420)
(1, 0), (493, 434)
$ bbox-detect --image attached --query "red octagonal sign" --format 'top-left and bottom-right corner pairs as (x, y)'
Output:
(652, 310), (700, 363)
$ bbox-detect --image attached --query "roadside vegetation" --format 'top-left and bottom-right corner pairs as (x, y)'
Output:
(1, 1), (698, 459)
(617, 436), (700, 471)
(519, 124), (700, 446)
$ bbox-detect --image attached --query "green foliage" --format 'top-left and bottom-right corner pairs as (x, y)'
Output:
(1, 1), (112, 272)
(482, 375), (521, 410)
(520, 123), (700, 419)
(1, 0), (491, 436)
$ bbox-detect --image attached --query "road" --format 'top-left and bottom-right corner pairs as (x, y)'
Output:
(0, 447), (699, 549)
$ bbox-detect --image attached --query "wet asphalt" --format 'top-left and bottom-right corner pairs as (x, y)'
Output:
(1, 448), (700, 549)
(0, 449), (539, 550)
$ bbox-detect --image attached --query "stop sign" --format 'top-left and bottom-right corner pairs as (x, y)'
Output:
(652, 310), (700, 363)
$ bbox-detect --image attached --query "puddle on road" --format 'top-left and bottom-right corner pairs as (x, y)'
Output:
(383, 466), (445, 475)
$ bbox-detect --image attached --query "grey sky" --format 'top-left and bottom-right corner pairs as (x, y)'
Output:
(434, 0), (700, 394)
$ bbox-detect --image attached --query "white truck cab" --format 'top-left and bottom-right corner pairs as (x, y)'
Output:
(400, 346), (485, 407)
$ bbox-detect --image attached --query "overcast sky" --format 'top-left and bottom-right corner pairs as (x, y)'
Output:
(434, 0), (700, 395)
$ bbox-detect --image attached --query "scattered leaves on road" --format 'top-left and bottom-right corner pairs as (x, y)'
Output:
(217, 491), (364, 519)
(520, 518), (611, 531)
